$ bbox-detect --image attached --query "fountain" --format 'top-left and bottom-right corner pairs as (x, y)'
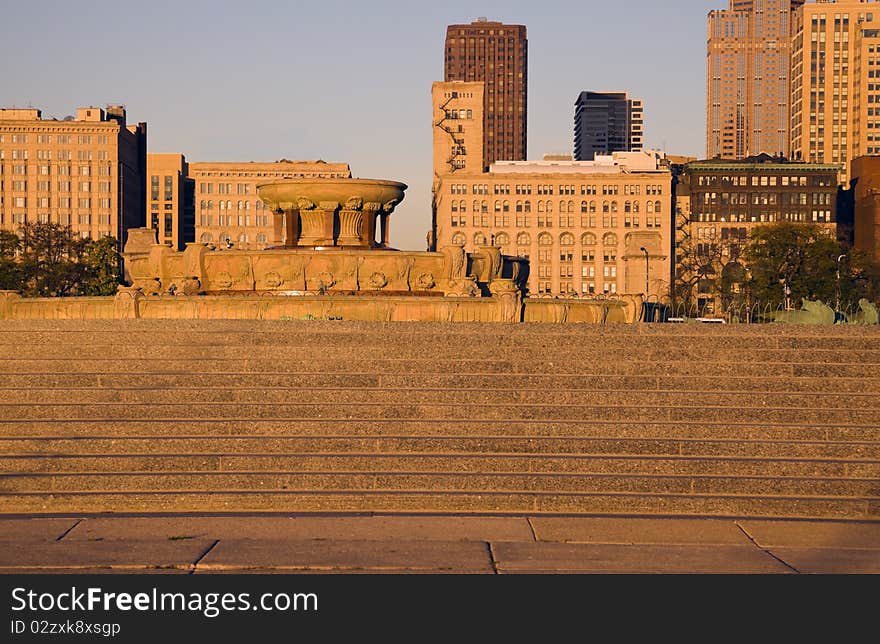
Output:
(118, 173), (534, 322)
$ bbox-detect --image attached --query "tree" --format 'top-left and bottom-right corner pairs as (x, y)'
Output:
(0, 230), (22, 290)
(0, 223), (122, 297)
(744, 222), (880, 308)
(673, 232), (745, 314)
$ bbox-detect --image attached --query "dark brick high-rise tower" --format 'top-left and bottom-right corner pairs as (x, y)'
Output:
(444, 18), (527, 169)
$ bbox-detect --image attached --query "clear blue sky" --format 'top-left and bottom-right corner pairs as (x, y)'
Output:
(4, 0), (712, 249)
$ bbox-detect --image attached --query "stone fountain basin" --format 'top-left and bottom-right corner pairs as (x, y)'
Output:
(257, 178), (407, 211)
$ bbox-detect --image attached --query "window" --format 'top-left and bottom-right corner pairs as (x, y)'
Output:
(164, 176), (173, 201)
(151, 176), (159, 201)
(516, 232), (531, 245)
(452, 232), (466, 245)
(538, 232), (553, 246)
(603, 233), (617, 246)
(559, 232), (574, 246)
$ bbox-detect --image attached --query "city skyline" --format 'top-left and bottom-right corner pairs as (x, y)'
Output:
(5, 1), (718, 249)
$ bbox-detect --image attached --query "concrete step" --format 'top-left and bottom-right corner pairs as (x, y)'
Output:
(0, 490), (874, 519)
(2, 387), (877, 409)
(2, 359), (874, 378)
(0, 373), (876, 393)
(1, 402), (874, 424)
(3, 437), (878, 459)
(3, 420), (877, 441)
(3, 344), (880, 362)
(2, 471), (877, 497)
(3, 453), (877, 477)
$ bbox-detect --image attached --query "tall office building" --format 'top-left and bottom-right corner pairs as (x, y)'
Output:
(146, 154), (194, 251)
(790, 0), (880, 181)
(0, 105), (146, 252)
(573, 92), (644, 160)
(444, 18), (527, 168)
(707, 0), (804, 159)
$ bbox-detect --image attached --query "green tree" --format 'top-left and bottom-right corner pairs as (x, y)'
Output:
(744, 222), (879, 308)
(80, 235), (121, 296)
(0, 230), (22, 290)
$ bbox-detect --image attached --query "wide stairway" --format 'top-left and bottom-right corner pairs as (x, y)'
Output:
(0, 320), (878, 520)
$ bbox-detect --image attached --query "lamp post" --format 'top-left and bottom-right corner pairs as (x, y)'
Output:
(639, 247), (649, 296)
(836, 254), (846, 312)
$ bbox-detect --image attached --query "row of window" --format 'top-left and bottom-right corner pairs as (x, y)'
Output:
(450, 183), (665, 196)
(4, 181), (112, 193)
(2, 212), (111, 225)
(695, 174), (826, 187)
(450, 199), (664, 214)
(198, 215), (271, 227)
(0, 163), (112, 176)
(693, 211), (833, 222)
(2, 197), (110, 209)
(0, 150), (110, 161)
(0, 134), (110, 145)
(450, 231), (621, 247)
(198, 200), (268, 211)
(452, 215), (663, 229)
(697, 192), (833, 206)
(198, 232), (268, 244)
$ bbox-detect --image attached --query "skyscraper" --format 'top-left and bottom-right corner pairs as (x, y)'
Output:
(573, 92), (644, 160)
(790, 0), (880, 181)
(444, 18), (527, 168)
(706, 0), (805, 159)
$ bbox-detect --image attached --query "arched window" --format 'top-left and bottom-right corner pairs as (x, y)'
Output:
(581, 201), (588, 213)
(502, 200), (509, 212)
(451, 201), (458, 212)
(494, 200), (501, 212)
(589, 200), (596, 213)
(244, 201), (250, 211)
(603, 232), (617, 246)
(546, 201), (553, 213)
(567, 200), (574, 213)
(602, 201), (609, 213)
(647, 201), (654, 213)
(199, 232), (213, 243)
(236, 200), (243, 211)
(226, 200), (232, 210)
(517, 232), (531, 245)
(473, 200), (480, 212)
(219, 232), (231, 243)
(524, 200), (532, 213)
(538, 201), (545, 212)
(560, 232), (575, 246)
(495, 232), (510, 245)
(480, 200), (488, 213)
(559, 200), (567, 213)
(655, 200), (662, 214)
(474, 232), (487, 245)
(452, 231), (466, 245)
(624, 201), (631, 213)
(459, 200), (466, 212)
(538, 232), (553, 246)
(199, 200), (206, 210)
(633, 201), (640, 213)
(255, 200), (262, 211)
(581, 232), (596, 246)
(516, 200), (523, 213)
(238, 233), (249, 243)
(219, 201), (225, 211)
(256, 233), (267, 243)
(611, 201), (618, 213)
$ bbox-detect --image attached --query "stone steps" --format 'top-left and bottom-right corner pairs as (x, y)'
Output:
(0, 374), (876, 392)
(0, 403), (875, 424)
(3, 454), (876, 477)
(3, 420), (876, 441)
(0, 319), (878, 519)
(1, 491), (872, 519)
(2, 436), (876, 458)
(2, 472), (876, 497)
(1, 388), (876, 408)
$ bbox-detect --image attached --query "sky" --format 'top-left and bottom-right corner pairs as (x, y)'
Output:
(4, 0), (713, 250)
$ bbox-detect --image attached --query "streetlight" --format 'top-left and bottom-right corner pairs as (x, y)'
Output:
(836, 254), (846, 312)
(639, 247), (649, 296)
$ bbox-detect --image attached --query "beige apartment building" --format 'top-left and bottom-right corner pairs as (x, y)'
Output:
(146, 153), (193, 250)
(434, 152), (672, 297)
(790, 0), (880, 180)
(707, 0), (804, 159)
(190, 160), (350, 249)
(0, 105), (146, 250)
(432, 81), (486, 178)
